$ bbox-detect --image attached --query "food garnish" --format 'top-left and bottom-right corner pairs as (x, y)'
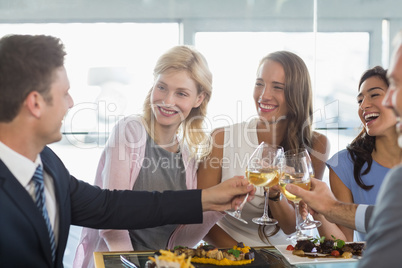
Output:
(330, 250), (340, 257)
(227, 248), (241, 258)
(310, 235), (326, 244)
(331, 235), (345, 249)
(286, 245), (294, 251)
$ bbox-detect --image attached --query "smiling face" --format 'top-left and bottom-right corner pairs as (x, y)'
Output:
(253, 60), (288, 124)
(357, 76), (396, 137)
(150, 69), (204, 130)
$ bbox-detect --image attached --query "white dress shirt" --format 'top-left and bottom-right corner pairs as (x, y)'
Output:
(0, 141), (59, 244)
(355, 204), (368, 234)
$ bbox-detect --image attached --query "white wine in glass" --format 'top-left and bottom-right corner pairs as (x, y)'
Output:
(247, 142), (284, 225)
(284, 149), (322, 230)
(280, 153), (313, 242)
(246, 168), (280, 188)
(279, 173), (311, 203)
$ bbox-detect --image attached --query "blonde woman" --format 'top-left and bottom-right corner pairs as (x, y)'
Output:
(73, 45), (213, 267)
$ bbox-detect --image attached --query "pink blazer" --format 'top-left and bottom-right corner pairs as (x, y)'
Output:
(73, 116), (220, 268)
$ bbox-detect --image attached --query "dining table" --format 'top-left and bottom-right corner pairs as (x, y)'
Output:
(94, 246), (360, 268)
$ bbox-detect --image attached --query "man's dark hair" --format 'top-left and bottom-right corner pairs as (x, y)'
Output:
(0, 34), (66, 122)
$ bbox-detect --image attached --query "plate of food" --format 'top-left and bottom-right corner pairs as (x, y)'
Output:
(275, 236), (365, 265)
(145, 243), (282, 268)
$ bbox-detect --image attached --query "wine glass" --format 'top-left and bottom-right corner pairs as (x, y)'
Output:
(280, 151), (317, 241)
(247, 142), (284, 225)
(284, 149), (322, 230)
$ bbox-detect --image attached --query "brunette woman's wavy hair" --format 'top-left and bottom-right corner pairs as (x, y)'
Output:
(346, 66), (389, 190)
(257, 51), (314, 243)
(142, 45), (213, 159)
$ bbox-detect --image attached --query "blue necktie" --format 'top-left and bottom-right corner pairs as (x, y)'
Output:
(32, 165), (56, 263)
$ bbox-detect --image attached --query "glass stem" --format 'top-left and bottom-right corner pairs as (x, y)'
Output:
(263, 187), (269, 219)
(294, 202), (303, 234)
(235, 193), (249, 217)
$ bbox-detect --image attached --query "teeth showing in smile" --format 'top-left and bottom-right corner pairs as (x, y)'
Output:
(160, 106), (177, 115)
(365, 113), (379, 122)
(259, 103), (276, 110)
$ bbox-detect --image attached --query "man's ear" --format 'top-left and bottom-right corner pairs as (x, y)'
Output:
(25, 91), (43, 118)
(194, 92), (206, 108)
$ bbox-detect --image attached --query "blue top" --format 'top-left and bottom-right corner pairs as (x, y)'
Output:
(326, 149), (390, 241)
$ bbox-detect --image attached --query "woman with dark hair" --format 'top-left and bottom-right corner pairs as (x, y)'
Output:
(323, 66), (401, 242)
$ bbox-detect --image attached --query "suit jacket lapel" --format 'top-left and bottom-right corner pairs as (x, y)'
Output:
(0, 160), (53, 266)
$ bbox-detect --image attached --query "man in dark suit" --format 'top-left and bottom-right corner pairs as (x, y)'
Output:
(0, 34), (255, 267)
(286, 32), (402, 267)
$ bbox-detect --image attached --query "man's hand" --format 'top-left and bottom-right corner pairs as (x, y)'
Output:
(299, 200), (309, 220)
(268, 184), (281, 199)
(285, 178), (337, 216)
(201, 176), (256, 212)
(285, 178), (357, 229)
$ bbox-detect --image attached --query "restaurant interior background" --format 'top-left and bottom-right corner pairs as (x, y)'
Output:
(1, 0), (401, 266)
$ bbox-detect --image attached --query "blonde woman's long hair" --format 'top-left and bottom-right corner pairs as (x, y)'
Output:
(142, 45), (212, 159)
(258, 51), (314, 152)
